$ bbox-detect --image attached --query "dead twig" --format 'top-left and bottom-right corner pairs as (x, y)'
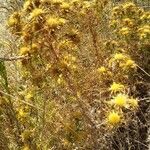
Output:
(0, 55), (29, 61)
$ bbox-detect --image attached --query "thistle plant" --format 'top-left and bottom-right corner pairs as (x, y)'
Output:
(0, 0), (149, 149)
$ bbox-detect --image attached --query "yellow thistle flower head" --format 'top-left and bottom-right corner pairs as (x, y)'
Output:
(46, 17), (59, 27)
(23, 0), (31, 11)
(30, 8), (44, 18)
(31, 43), (39, 53)
(12, 12), (20, 19)
(113, 53), (125, 61)
(45, 63), (52, 71)
(140, 14), (146, 21)
(109, 82), (125, 93)
(109, 20), (118, 28)
(119, 27), (130, 35)
(138, 25), (150, 34)
(125, 59), (136, 69)
(112, 6), (120, 13)
(25, 92), (34, 100)
(139, 33), (147, 40)
(137, 8), (144, 15)
(7, 17), (18, 27)
(19, 46), (30, 55)
(60, 2), (71, 9)
(52, 0), (63, 5)
(46, 17), (66, 28)
(41, 0), (51, 3)
(128, 98), (138, 108)
(21, 130), (32, 142)
(57, 74), (65, 85)
(83, 1), (93, 9)
(123, 2), (135, 10)
(108, 111), (121, 125)
(22, 145), (30, 150)
(58, 18), (67, 25)
(113, 93), (127, 107)
(97, 66), (107, 73)
(18, 109), (27, 118)
(123, 18), (134, 27)
(7, 12), (20, 27)
(71, 0), (80, 5)
(58, 39), (73, 49)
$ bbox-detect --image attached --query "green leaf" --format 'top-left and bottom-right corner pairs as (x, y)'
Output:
(0, 60), (8, 90)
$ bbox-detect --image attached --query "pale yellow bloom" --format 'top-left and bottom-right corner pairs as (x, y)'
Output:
(46, 17), (66, 28)
(109, 20), (118, 27)
(109, 82), (125, 93)
(138, 25), (150, 40)
(108, 111), (121, 125)
(124, 59), (136, 68)
(19, 46), (30, 55)
(18, 109), (27, 118)
(22, 145), (30, 150)
(7, 17), (18, 26)
(138, 25), (150, 33)
(114, 53), (125, 61)
(30, 8), (44, 18)
(123, 18), (134, 27)
(123, 2), (135, 10)
(112, 6), (120, 12)
(113, 93), (127, 107)
(23, 0), (31, 11)
(83, 1), (93, 9)
(60, 2), (70, 9)
(41, 0), (51, 3)
(45, 64), (52, 71)
(59, 18), (67, 25)
(30, 43), (39, 53)
(128, 98), (138, 108)
(119, 27), (130, 35)
(25, 92), (33, 100)
(51, 0), (63, 5)
(46, 17), (59, 27)
(57, 74), (64, 84)
(21, 130), (32, 142)
(97, 66), (107, 73)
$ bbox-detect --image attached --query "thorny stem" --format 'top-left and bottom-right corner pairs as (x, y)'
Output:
(49, 36), (99, 148)
(88, 11), (100, 67)
(64, 74), (100, 149)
